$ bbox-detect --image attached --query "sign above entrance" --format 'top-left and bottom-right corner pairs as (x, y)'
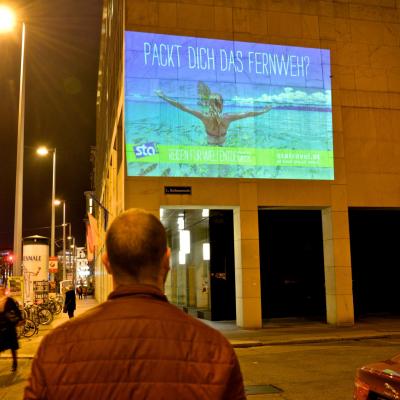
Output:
(164, 186), (192, 195)
(125, 31), (334, 180)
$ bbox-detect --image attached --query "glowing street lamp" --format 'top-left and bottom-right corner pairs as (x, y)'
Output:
(36, 146), (48, 156)
(0, 5), (15, 32)
(37, 147), (57, 258)
(0, 6), (26, 275)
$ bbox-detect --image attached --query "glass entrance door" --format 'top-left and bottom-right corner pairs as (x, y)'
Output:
(161, 208), (236, 321)
(161, 209), (211, 316)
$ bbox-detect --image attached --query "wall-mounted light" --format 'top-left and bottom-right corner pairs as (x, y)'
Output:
(177, 216), (184, 230)
(202, 242), (210, 261)
(202, 209), (209, 217)
(179, 251), (186, 265)
(179, 230), (190, 254)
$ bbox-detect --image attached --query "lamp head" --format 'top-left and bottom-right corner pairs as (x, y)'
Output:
(0, 5), (16, 33)
(37, 146), (49, 156)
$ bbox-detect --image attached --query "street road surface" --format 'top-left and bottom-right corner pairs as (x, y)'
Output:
(237, 338), (400, 399)
(1, 337), (399, 399)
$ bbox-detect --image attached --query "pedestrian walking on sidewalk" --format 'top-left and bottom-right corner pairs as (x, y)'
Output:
(0, 285), (23, 372)
(24, 208), (246, 400)
(63, 286), (76, 318)
(76, 286), (82, 300)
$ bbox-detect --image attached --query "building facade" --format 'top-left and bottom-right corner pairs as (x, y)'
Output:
(94, 0), (400, 328)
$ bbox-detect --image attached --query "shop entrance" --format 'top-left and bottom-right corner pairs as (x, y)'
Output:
(161, 208), (236, 321)
(349, 208), (400, 318)
(259, 209), (326, 320)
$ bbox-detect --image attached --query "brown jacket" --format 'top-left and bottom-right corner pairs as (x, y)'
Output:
(24, 284), (246, 400)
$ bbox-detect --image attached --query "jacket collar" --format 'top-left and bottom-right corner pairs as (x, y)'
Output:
(107, 284), (168, 303)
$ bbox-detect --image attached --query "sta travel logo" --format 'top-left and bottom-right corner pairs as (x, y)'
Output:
(133, 142), (158, 159)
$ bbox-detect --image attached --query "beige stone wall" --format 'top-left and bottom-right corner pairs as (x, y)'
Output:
(120, 0), (400, 326)
(125, 1), (400, 206)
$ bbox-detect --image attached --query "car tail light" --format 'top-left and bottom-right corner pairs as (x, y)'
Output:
(354, 378), (370, 400)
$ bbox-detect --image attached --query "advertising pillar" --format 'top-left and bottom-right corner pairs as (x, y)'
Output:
(22, 235), (49, 302)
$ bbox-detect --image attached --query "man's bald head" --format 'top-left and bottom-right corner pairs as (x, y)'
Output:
(105, 209), (167, 282)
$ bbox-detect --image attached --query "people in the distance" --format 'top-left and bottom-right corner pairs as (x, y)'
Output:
(24, 208), (246, 399)
(156, 81), (272, 145)
(64, 285), (76, 318)
(0, 285), (23, 372)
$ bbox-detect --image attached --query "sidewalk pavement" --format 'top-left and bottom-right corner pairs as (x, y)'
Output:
(1, 297), (98, 361)
(2, 297), (400, 360)
(0, 298), (97, 400)
(208, 316), (400, 348)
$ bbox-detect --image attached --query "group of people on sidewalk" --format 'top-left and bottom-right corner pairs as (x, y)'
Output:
(1, 208), (245, 399)
(75, 285), (88, 299)
(63, 282), (91, 318)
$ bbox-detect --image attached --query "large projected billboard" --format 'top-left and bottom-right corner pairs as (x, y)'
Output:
(125, 31), (333, 180)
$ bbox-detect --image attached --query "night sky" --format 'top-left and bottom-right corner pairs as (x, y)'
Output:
(0, 0), (102, 251)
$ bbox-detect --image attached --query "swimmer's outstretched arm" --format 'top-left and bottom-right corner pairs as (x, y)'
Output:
(155, 90), (204, 120)
(225, 106), (272, 122)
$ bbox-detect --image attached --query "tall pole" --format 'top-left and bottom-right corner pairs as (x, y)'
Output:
(13, 22), (26, 276)
(69, 236), (75, 285)
(50, 149), (56, 257)
(62, 201), (66, 281)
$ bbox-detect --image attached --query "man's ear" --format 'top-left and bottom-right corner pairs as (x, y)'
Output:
(102, 252), (112, 275)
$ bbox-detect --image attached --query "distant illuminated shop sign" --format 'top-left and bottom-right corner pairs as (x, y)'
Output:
(125, 31), (333, 180)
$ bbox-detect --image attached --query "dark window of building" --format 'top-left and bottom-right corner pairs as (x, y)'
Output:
(259, 209), (326, 320)
(349, 208), (400, 318)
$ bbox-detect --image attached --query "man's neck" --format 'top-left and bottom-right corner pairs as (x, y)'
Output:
(113, 277), (164, 293)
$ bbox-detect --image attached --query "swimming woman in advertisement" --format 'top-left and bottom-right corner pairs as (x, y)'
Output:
(155, 82), (272, 146)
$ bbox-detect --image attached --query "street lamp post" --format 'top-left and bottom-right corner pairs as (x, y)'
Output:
(0, 6), (25, 276)
(55, 199), (67, 281)
(37, 147), (57, 257)
(54, 199), (67, 281)
(69, 237), (76, 284)
(62, 201), (66, 281)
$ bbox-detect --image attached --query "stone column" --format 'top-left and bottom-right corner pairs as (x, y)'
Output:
(322, 185), (354, 326)
(234, 183), (262, 328)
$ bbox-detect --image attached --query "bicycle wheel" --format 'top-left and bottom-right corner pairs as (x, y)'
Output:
(45, 301), (56, 314)
(22, 319), (38, 338)
(20, 308), (28, 320)
(51, 300), (62, 315)
(38, 308), (53, 325)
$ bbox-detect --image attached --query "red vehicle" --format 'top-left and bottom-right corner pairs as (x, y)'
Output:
(354, 353), (400, 399)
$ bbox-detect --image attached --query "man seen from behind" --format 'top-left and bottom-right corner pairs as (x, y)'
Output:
(24, 208), (246, 400)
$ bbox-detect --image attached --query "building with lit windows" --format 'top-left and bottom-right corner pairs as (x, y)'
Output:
(93, 0), (400, 328)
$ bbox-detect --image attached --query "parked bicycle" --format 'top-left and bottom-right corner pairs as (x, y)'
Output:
(23, 302), (53, 325)
(16, 318), (38, 338)
(42, 298), (62, 315)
